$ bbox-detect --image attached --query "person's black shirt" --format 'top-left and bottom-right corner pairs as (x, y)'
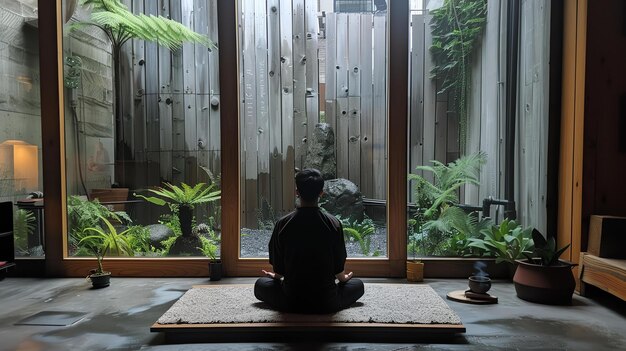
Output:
(268, 207), (346, 307)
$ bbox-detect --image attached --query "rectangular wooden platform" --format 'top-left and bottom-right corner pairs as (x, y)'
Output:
(151, 321), (466, 343)
(151, 284), (466, 342)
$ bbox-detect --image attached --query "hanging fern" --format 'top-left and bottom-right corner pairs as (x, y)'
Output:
(430, 0), (487, 151)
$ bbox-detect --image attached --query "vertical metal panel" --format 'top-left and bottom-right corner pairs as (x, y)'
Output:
(325, 14), (337, 150)
(516, 0), (550, 232)
(267, 0), (283, 213)
(359, 13), (374, 198)
(144, 0), (159, 162)
(305, 0), (320, 148)
(409, 14), (425, 198)
(348, 96), (361, 187)
(208, 95), (221, 176)
(335, 13), (348, 98)
(242, 0), (258, 227)
(255, 0), (270, 212)
(336, 97), (349, 179)
(325, 13), (337, 100)
(498, 1), (508, 202)
(347, 14), (361, 97)
(158, 0), (173, 181)
(194, 0), (210, 94)
(196, 94), (210, 170)
(465, 48), (483, 206)
(478, 0), (502, 203)
(292, 0), (307, 169)
(208, 0), (220, 94)
(131, 0), (146, 165)
(434, 100), (447, 163)
(372, 14), (386, 199)
(422, 12), (436, 184)
(280, 0), (295, 213)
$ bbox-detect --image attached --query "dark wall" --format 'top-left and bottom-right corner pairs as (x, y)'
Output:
(582, 0), (626, 250)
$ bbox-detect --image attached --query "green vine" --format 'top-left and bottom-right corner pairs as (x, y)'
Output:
(430, 0), (487, 151)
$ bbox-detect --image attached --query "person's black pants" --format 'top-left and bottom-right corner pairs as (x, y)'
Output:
(254, 277), (364, 313)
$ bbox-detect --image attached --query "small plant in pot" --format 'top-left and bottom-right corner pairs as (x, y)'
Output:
(468, 218), (534, 277)
(513, 229), (577, 305)
(135, 182), (220, 256)
(198, 233), (221, 281)
(78, 216), (134, 288)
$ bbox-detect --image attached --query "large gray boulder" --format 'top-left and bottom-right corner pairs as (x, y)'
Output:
(321, 178), (364, 221)
(147, 224), (176, 250)
(304, 123), (336, 180)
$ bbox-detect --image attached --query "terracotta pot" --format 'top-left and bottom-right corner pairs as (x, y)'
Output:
(406, 261), (424, 282)
(513, 259), (576, 305)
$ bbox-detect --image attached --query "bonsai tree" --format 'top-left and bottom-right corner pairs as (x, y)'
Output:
(72, 0), (215, 162)
(78, 216), (134, 288)
(135, 182), (220, 255)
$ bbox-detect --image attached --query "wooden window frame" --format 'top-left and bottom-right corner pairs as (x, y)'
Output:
(38, 0), (407, 277)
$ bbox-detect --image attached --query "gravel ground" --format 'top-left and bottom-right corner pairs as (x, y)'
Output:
(240, 226), (388, 258)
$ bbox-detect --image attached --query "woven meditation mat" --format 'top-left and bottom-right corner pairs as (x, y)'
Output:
(156, 283), (462, 325)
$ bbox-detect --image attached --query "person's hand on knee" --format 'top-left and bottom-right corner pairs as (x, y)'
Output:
(336, 271), (353, 283)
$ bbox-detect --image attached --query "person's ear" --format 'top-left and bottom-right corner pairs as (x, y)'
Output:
(295, 188), (300, 197)
(319, 190), (324, 197)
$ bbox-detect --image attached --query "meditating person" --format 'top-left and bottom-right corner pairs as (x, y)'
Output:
(254, 168), (365, 313)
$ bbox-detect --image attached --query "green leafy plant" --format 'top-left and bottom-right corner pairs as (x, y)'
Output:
(135, 182), (221, 209)
(13, 209), (36, 253)
(337, 215), (376, 256)
(430, 0), (487, 149)
(469, 219), (534, 265)
(67, 195), (131, 253)
(72, 0), (214, 160)
(135, 182), (220, 239)
(124, 225), (151, 254)
(408, 152), (487, 256)
(77, 216), (134, 274)
(524, 229), (571, 266)
(198, 236), (219, 261)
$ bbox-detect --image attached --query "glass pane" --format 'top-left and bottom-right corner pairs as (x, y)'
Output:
(0, 3), (45, 258)
(62, 0), (221, 259)
(407, 0), (495, 258)
(238, 0), (388, 259)
(407, 1), (549, 261)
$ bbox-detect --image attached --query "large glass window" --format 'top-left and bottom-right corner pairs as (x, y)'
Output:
(407, 0), (551, 260)
(238, 0), (389, 259)
(0, 1), (44, 258)
(62, 0), (221, 259)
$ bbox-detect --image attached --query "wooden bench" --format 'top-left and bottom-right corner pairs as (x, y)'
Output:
(579, 215), (626, 301)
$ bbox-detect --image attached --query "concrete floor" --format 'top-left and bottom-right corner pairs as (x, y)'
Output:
(0, 277), (625, 351)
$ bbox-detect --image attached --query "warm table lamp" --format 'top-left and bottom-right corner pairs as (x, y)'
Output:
(0, 140), (39, 192)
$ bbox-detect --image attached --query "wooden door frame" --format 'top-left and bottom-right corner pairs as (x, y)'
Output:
(220, 0), (409, 277)
(557, 0), (587, 277)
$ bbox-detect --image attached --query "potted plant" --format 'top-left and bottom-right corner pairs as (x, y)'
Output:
(135, 182), (220, 255)
(406, 219), (424, 282)
(468, 218), (534, 277)
(198, 233), (221, 281)
(77, 216), (134, 288)
(513, 229), (577, 305)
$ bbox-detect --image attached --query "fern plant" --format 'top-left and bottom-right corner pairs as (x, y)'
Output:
(135, 182), (220, 239)
(72, 0), (215, 160)
(13, 209), (36, 253)
(77, 216), (135, 275)
(408, 152), (486, 256)
(337, 215), (376, 256)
